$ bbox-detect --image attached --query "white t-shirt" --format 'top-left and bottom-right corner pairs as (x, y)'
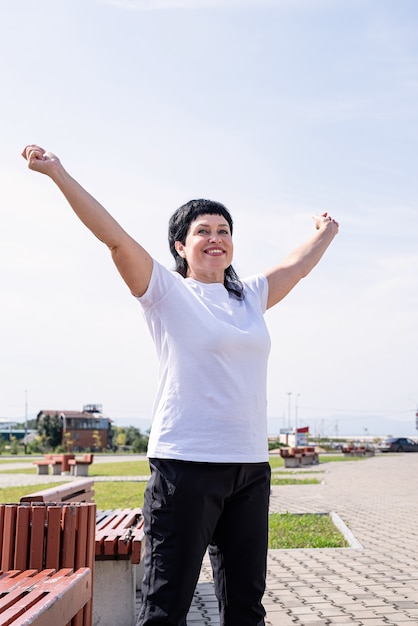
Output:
(137, 260), (271, 463)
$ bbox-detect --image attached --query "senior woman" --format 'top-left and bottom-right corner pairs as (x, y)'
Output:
(22, 144), (339, 626)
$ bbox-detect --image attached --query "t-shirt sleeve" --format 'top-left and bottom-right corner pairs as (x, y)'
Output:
(243, 273), (269, 313)
(135, 260), (178, 310)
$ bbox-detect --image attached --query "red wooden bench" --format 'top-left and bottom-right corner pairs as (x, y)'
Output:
(0, 501), (96, 626)
(0, 567), (91, 625)
(19, 483), (146, 626)
(342, 445), (375, 457)
(32, 456), (62, 476)
(68, 454), (94, 477)
(95, 508), (145, 564)
(32, 454), (76, 475)
(280, 446), (319, 467)
(19, 483), (144, 563)
(20, 479), (94, 504)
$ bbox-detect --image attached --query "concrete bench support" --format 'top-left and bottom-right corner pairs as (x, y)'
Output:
(93, 508), (146, 626)
(93, 559), (143, 626)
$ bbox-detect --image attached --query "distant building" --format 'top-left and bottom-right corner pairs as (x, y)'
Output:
(278, 426), (310, 448)
(37, 404), (113, 451)
(0, 419), (36, 444)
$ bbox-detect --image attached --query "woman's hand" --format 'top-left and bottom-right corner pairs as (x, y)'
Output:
(312, 212), (339, 232)
(21, 145), (61, 176)
(21, 142), (154, 297)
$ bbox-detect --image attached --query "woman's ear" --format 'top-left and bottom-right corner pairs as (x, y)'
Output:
(175, 241), (186, 257)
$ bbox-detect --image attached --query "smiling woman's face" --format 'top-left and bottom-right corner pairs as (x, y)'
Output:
(174, 213), (234, 283)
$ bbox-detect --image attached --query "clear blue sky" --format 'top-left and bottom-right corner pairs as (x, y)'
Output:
(1, 0), (417, 438)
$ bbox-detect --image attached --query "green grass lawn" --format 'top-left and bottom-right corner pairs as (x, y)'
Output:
(0, 481), (347, 548)
(0, 452), (352, 549)
(271, 477), (320, 485)
(269, 512), (348, 548)
(0, 460), (151, 476)
(0, 481), (148, 509)
(0, 458), (32, 464)
(91, 460), (151, 476)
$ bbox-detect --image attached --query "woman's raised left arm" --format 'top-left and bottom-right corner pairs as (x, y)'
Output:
(264, 213), (339, 309)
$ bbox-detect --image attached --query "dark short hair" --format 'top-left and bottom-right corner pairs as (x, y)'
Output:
(168, 199), (243, 300)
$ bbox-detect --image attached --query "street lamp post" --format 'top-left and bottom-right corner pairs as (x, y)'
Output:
(24, 390), (28, 455)
(287, 392), (292, 429)
(295, 393), (300, 433)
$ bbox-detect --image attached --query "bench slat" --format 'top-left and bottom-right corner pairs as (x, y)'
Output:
(96, 508), (142, 531)
(119, 528), (145, 563)
(0, 567), (92, 626)
(14, 507), (30, 571)
(1, 507), (17, 572)
(29, 507), (46, 571)
(0, 569), (57, 612)
(95, 508), (125, 530)
(131, 531), (145, 565)
(75, 504), (88, 570)
(82, 504), (96, 626)
(44, 506), (61, 571)
(0, 569), (39, 594)
(61, 506), (77, 570)
(0, 506), (4, 562)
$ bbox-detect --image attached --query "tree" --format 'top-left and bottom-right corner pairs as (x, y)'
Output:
(64, 431), (74, 452)
(111, 425), (149, 453)
(131, 433), (148, 453)
(124, 426), (141, 446)
(92, 430), (102, 452)
(27, 437), (42, 454)
(114, 428), (127, 450)
(9, 435), (19, 455)
(37, 413), (62, 450)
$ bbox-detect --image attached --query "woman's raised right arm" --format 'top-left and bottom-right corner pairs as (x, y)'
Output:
(22, 145), (153, 297)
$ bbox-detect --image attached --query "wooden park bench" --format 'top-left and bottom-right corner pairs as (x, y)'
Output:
(20, 479), (94, 504)
(32, 454), (76, 475)
(68, 454), (94, 477)
(342, 445), (375, 458)
(19, 481), (146, 626)
(0, 567), (91, 626)
(0, 501), (96, 626)
(95, 508), (144, 563)
(32, 455), (62, 476)
(280, 446), (319, 468)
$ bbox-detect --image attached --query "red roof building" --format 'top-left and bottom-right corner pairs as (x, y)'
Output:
(37, 404), (113, 451)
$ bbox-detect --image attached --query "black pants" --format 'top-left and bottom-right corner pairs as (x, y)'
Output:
(136, 459), (271, 626)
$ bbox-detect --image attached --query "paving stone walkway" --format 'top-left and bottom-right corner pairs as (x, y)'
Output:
(188, 454), (418, 625)
(2, 453), (418, 624)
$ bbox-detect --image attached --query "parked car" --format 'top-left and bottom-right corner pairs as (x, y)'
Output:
(378, 437), (418, 453)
